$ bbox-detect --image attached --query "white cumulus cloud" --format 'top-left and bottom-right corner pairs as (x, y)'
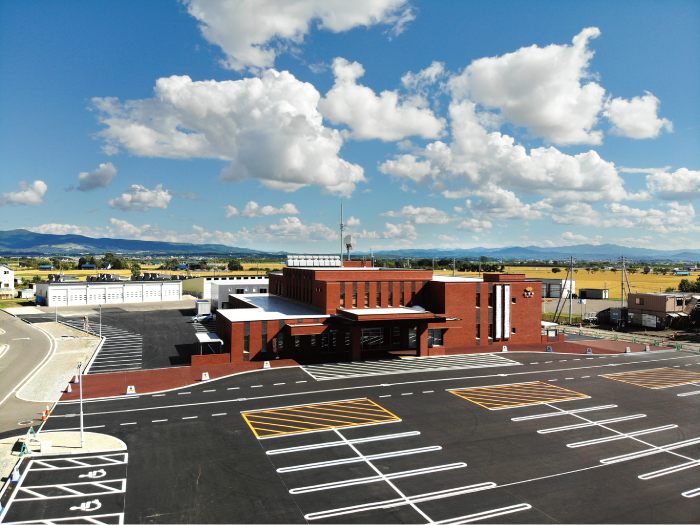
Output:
(225, 201), (300, 218)
(184, 0), (412, 71)
(381, 205), (452, 224)
(108, 184), (172, 212)
(319, 58), (445, 141)
(382, 221), (418, 240)
(606, 202), (699, 234)
(93, 72), (365, 196)
(455, 219), (492, 232)
(77, 162), (118, 191)
(0, 180), (47, 206)
(604, 92), (673, 139)
(646, 168), (700, 201)
(236, 216), (337, 243)
(449, 27), (605, 145)
(346, 216), (361, 226)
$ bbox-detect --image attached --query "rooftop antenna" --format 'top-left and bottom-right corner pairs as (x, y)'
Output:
(339, 200), (345, 262)
(344, 234), (356, 261)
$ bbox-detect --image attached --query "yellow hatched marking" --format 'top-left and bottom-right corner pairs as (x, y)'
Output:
(242, 399), (400, 438)
(450, 382), (589, 410)
(603, 368), (700, 389)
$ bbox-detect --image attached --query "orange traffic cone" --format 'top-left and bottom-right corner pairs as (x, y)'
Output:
(41, 410), (47, 421)
(45, 404), (51, 415)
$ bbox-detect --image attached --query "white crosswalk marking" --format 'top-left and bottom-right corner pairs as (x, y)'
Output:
(303, 353), (521, 380)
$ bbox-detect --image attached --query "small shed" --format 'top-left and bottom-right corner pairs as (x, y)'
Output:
(19, 288), (35, 299)
(579, 288), (609, 299)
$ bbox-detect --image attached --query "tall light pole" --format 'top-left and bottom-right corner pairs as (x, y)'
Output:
(99, 304), (102, 338)
(78, 361), (84, 448)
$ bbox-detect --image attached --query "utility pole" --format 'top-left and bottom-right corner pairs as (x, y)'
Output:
(453, 257), (456, 276)
(569, 256), (574, 325)
(78, 361), (84, 448)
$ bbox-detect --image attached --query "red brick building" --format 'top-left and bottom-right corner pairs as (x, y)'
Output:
(213, 261), (542, 363)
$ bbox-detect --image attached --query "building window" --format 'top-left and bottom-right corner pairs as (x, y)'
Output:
(277, 334), (284, 351)
(361, 328), (383, 349)
(365, 282), (370, 308)
(340, 287), (345, 308)
(635, 297), (644, 305)
(476, 293), (480, 307)
(352, 293), (357, 308)
(260, 288), (267, 293)
(294, 336), (300, 348)
(488, 324), (493, 338)
(310, 335), (316, 346)
(388, 284), (394, 307)
(377, 283), (381, 307)
(428, 329), (444, 347)
(392, 326), (400, 348)
(476, 324), (481, 339)
(243, 335), (249, 352)
(489, 293), (494, 307)
(512, 327), (516, 334)
(236, 289), (244, 294)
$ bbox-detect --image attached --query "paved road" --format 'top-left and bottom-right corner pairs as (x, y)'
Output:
(0, 311), (54, 435)
(22, 349), (700, 523)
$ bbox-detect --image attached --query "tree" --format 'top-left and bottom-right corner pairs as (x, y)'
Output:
(227, 259), (243, 271)
(479, 256), (489, 263)
(678, 277), (700, 293)
(131, 263), (141, 278)
(551, 267), (561, 274)
(665, 287), (676, 292)
(78, 257), (87, 269)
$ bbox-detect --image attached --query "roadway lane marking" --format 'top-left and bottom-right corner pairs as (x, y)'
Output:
(12, 338), (31, 340)
(203, 389), (216, 392)
(274, 383), (285, 385)
(677, 389), (700, 396)
(379, 395), (391, 397)
(178, 392), (191, 395)
(450, 381), (589, 410)
(266, 431), (421, 455)
(567, 425), (678, 448)
(242, 398), (401, 439)
(537, 414), (647, 434)
(41, 425), (105, 432)
(227, 387), (239, 390)
(152, 394), (165, 397)
(251, 385), (263, 388)
(296, 380), (307, 383)
(581, 375), (590, 378)
(54, 354), (699, 416)
(512, 405), (617, 421)
(212, 413), (226, 416)
(182, 416), (198, 420)
(14, 478), (126, 502)
(423, 390), (434, 393)
(120, 422), (136, 426)
(401, 392), (413, 396)
(603, 367), (700, 389)
(152, 419), (168, 423)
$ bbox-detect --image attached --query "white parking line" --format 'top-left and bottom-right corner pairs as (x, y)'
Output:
(638, 460), (700, 480)
(601, 437), (700, 464)
(435, 503), (532, 524)
(567, 425), (678, 448)
(304, 480), (496, 521)
(682, 487), (700, 498)
(277, 446), (442, 473)
(290, 463), (467, 494)
(512, 404), (617, 421)
(267, 431), (421, 455)
(538, 414), (646, 434)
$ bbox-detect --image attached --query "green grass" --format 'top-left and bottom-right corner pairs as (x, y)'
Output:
(0, 298), (36, 309)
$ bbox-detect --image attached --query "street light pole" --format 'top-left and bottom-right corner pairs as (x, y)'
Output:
(99, 304), (102, 338)
(78, 361), (84, 448)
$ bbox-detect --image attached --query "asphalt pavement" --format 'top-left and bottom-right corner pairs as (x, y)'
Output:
(0, 311), (54, 435)
(18, 349), (700, 524)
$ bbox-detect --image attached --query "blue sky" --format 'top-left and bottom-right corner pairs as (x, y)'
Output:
(1, 0), (698, 253)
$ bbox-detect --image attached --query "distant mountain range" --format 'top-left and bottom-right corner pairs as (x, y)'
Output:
(1, 229), (699, 262)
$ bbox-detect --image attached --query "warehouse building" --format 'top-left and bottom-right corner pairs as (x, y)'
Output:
(35, 276), (182, 306)
(529, 278), (575, 298)
(213, 258), (542, 363)
(627, 292), (700, 330)
(181, 275), (268, 308)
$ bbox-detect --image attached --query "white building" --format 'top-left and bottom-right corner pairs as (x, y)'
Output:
(35, 279), (182, 307)
(0, 264), (14, 299)
(182, 275), (268, 307)
(528, 278), (576, 298)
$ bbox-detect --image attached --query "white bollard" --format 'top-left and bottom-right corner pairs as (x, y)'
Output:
(201, 372), (210, 381)
(11, 466), (20, 482)
(501, 345), (508, 352)
(645, 345), (651, 352)
(126, 385), (136, 395)
(585, 348), (593, 354)
(625, 347), (631, 353)
(263, 361), (271, 369)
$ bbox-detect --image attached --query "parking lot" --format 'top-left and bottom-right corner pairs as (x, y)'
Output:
(16, 349), (698, 523)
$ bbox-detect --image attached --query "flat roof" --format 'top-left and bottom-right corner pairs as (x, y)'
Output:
(39, 280), (181, 286)
(431, 275), (483, 282)
(341, 306), (434, 316)
(195, 333), (223, 343)
(217, 294), (330, 322)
